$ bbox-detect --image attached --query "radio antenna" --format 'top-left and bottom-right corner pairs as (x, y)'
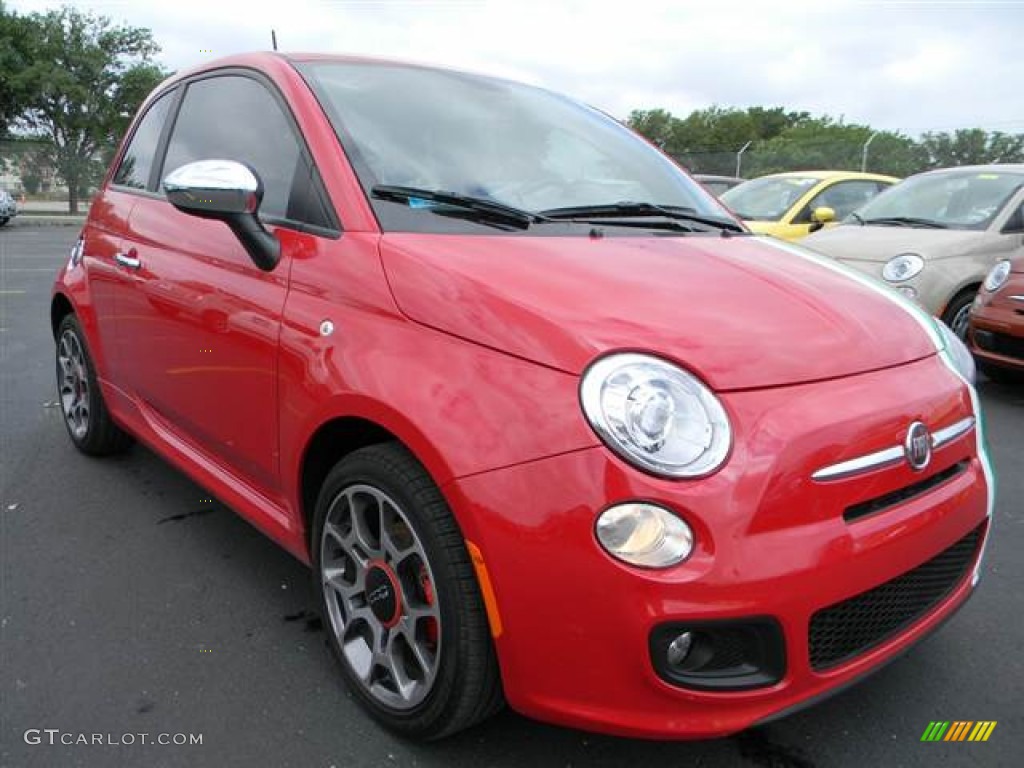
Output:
(271, 29), (278, 51)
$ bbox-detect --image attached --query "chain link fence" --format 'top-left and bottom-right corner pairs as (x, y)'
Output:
(670, 137), (930, 180)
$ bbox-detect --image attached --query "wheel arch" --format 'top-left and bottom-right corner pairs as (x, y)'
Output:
(940, 280), (981, 318)
(51, 291), (75, 338)
(295, 405), (459, 557)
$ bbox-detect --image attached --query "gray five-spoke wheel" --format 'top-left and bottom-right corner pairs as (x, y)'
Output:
(320, 484), (442, 711)
(58, 329), (90, 439)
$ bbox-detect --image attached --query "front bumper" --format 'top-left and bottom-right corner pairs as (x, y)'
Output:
(445, 354), (990, 739)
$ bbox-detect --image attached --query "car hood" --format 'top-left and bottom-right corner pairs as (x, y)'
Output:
(378, 233), (937, 391)
(804, 225), (987, 263)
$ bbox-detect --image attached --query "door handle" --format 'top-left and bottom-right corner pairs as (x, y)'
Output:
(115, 251), (141, 269)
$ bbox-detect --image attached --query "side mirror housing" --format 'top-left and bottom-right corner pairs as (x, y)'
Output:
(811, 206), (836, 224)
(163, 160), (281, 272)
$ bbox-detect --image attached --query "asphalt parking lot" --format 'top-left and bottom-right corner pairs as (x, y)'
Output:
(2, 224), (1022, 767)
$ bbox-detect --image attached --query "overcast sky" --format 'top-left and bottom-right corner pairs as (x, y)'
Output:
(11, 0), (1024, 137)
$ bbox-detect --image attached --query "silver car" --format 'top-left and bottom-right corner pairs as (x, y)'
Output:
(804, 165), (1024, 338)
(0, 189), (17, 226)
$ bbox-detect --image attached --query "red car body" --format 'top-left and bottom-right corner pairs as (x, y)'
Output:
(52, 53), (994, 739)
(969, 255), (1024, 379)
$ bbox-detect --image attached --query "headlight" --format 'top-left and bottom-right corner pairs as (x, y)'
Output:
(983, 260), (1011, 293)
(580, 353), (731, 478)
(882, 253), (924, 283)
(595, 502), (694, 568)
(937, 320), (976, 385)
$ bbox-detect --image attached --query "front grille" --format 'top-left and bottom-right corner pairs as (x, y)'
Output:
(975, 329), (1024, 361)
(809, 525), (982, 671)
(844, 461), (969, 523)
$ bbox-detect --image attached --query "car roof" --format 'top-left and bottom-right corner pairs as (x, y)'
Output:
(164, 51), (498, 88)
(760, 170), (899, 182)
(910, 164), (1024, 178)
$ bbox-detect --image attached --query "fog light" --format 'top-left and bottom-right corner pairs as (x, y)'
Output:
(595, 502), (693, 568)
(667, 631), (694, 667)
(896, 285), (918, 299)
(650, 619), (787, 690)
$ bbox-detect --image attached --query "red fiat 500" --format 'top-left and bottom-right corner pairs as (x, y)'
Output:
(52, 54), (994, 740)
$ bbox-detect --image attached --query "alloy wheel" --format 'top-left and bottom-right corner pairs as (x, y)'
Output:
(58, 329), (90, 439)
(949, 302), (971, 340)
(319, 483), (442, 711)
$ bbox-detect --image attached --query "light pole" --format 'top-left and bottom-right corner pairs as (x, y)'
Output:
(735, 141), (752, 178)
(861, 132), (879, 172)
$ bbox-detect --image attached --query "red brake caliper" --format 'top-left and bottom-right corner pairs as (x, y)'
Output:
(419, 564), (438, 647)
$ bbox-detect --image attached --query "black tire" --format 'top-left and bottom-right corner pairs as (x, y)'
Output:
(55, 314), (133, 456)
(940, 288), (977, 341)
(312, 443), (503, 739)
(978, 361), (1023, 385)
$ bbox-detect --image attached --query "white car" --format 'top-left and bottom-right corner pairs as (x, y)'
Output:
(0, 189), (17, 226)
(804, 165), (1024, 338)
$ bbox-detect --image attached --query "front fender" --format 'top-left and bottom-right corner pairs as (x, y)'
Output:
(277, 231), (599, 539)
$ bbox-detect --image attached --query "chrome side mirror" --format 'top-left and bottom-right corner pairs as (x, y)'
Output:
(163, 160), (281, 271)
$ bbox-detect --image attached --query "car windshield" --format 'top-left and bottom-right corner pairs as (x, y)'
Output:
(720, 176), (819, 221)
(854, 170), (1024, 230)
(297, 61), (729, 233)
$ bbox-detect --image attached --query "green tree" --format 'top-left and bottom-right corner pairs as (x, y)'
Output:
(628, 106), (816, 175)
(627, 108), (676, 150)
(744, 119), (924, 178)
(15, 6), (168, 212)
(746, 106), (810, 140)
(0, 2), (38, 139)
(919, 129), (1024, 169)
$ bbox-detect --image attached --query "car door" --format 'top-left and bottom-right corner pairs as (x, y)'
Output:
(86, 89), (177, 384)
(114, 72), (338, 500)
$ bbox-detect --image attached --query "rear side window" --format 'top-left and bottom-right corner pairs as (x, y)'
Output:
(113, 92), (174, 190)
(162, 76), (301, 221)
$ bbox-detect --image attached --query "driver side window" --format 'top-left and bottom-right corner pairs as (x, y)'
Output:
(162, 76), (300, 220)
(797, 180), (886, 222)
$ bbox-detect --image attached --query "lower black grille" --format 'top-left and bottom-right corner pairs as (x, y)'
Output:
(809, 525), (982, 671)
(975, 329), (1024, 361)
(844, 461), (969, 523)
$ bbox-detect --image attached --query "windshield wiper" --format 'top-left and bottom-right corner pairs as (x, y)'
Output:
(371, 185), (548, 230)
(862, 216), (948, 229)
(539, 201), (746, 233)
(849, 211), (865, 225)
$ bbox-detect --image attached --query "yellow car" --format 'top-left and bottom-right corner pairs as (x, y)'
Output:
(721, 170), (899, 240)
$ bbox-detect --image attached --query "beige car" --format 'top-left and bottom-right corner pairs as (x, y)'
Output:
(804, 165), (1024, 337)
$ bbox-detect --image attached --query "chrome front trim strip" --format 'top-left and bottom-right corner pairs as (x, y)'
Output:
(812, 416), (975, 482)
(812, 446), (904, 482)
(931, 416), (976, 449)
(1008, 295), (1024, 302)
